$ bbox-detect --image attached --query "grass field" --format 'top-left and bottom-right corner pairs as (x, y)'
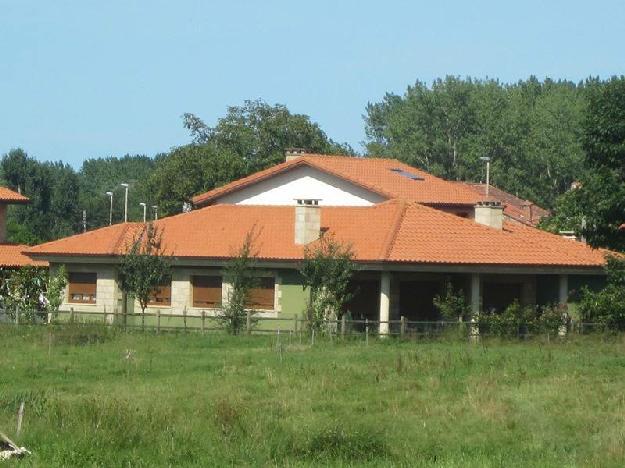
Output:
(1, 325), (625, 467)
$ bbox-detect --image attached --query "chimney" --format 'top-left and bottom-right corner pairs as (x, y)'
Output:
(285, 148), (306, 162)
(474, 201), (504, 230)
(521, 202), (534, 223)
(294, 199), (321, 245)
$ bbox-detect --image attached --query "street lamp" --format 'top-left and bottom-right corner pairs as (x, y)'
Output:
(479, 157), (491, 198)
(139, 202), (147, 223)
(105, 191), (113, 225)
(152, 205), (158, 221)
(120, 183), (129, 223)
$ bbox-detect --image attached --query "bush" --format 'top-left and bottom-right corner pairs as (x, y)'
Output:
(433, 280), (469, 322)
(578, 256), (625, 331)
(479, 301), (568, 338)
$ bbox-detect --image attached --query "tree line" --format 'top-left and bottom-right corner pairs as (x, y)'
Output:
(2, 77), (625, 252)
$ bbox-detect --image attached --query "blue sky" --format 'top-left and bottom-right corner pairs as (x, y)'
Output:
(1, 0), (624, 167)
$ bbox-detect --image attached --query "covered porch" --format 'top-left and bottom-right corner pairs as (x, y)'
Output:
(343, 269), (581, 335)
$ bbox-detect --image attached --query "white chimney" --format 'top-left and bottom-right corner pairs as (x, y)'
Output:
(474, 201), (504, 230)
(294, 199), (321, 245)
(285, 148), (306, 162)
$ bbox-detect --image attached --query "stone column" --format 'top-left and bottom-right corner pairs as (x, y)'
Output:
(379, 272), (391, 336)
(470, 273), (481, 341)
(558, 274), (570, 336)
(558, 274), (569, 306)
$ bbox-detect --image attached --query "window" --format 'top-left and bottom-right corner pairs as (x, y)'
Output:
(246, 277), (275, 310)
(389, 168), (424, 181)
(68, 273), (97, 304)
(148, 278), (172, 306)
(192, 275), (222, 308)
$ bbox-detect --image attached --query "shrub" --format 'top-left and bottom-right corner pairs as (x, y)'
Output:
(433, 280), (469, 322)
(219, 229), (261, 334)
(300, 234), (355, 332)
(578, 256), (625, 331)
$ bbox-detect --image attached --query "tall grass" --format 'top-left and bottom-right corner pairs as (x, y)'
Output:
(0, 325), (624, 466)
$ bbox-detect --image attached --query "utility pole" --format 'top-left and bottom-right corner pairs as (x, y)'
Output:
(152, 205), (158, 221)
(480, 157), (491, 198)
(139, 202), (147, 223)
(82, 210), (87, 233)
(106, 191), (113, 225)
(121, 183), (129, 223)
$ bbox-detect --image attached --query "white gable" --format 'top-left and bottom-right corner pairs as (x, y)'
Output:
(215, 166), (385, 206)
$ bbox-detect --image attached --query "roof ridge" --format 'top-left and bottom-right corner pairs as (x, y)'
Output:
(113, 223), (144, 255)
(381, 200), (410, 260)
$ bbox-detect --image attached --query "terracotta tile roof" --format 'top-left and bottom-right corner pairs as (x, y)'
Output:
(0, 187), (29, 204)
(27, 223), (144, 257)
(27, 201), (608, 269)
(463, 183), (550, 226)
(0, 244), (47, 267)
(192, 154), (483, 207)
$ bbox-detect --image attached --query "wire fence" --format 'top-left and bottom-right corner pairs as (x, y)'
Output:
(0, 307), (614, 341)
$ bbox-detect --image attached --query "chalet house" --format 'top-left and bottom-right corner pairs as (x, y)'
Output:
(26, 151), (606, 331)
(0, 188), (47, 268)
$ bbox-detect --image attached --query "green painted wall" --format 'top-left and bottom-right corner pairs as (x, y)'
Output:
(277, 269), (309, 320)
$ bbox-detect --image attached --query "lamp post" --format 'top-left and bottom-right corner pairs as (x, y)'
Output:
(105, 191), (113, 225)
(139, 202), (147, 223)
(152, 205), (158, 221)
(479, 157), (491, 198)
(120, 183), (129, 223)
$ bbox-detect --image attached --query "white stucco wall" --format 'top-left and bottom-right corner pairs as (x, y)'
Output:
(215, 166), (385, 206)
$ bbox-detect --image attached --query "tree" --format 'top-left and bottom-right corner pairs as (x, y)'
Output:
(117, 223), (171, 316)
(1, 149), (81, 243)
(579, 255), (625, 330)
(300, 234), (355, 331)
(364, 76), (586, 207)
(78, 155), (155, 228)
(546, 77), (625, 250)
(146, 144), (245, 217)
(184, 99), (353, 170)
(219, 229), (260, 334)
(0, 266), (66, 322)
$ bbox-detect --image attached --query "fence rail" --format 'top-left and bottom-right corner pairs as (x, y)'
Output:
(0, 307), (612, 340)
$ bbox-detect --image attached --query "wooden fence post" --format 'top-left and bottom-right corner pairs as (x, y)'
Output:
(15, 307), (19, 327)
(156, 309), (161, 334)
(365, 318), (369, 346)
(69, 307), (74, 323)
(400, 316), (406, 339)
(293, 315), (298, 334)
(341, 314), (347, 339)
(201, 311), (206, 334)
(103, 305), (108, 325)
(246, 310), (252, 335)
(183, 307), (187, 333)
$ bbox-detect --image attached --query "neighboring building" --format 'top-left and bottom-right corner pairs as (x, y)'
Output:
(26, 152), (607, 331)
(0, 188), (47, 268)
(463, 183), (550, 227)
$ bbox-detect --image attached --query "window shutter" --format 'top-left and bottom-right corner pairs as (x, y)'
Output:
(68, 273), (97, 304)
(148, 278), (172, 306)
(246, 277), (275, 310)
(192, 276), (222, 308)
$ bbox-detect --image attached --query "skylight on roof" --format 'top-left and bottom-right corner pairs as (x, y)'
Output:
(390, 168), (424, 181)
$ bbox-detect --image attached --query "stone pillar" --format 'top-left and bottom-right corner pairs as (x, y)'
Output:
(558, 274), (569, 336)
(470, 273), (481, 341)
(379, 272), (391, 336)
(558, 274), (569, 306)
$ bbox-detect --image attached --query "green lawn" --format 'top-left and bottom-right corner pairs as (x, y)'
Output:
(1, 325), (625, 467)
